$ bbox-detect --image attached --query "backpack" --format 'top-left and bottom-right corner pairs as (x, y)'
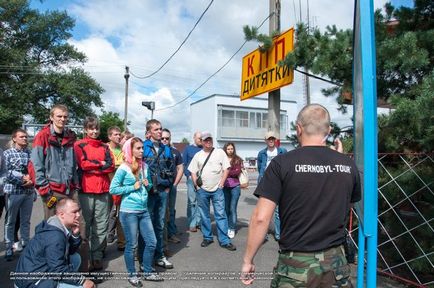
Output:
(143, 140), (175, 190)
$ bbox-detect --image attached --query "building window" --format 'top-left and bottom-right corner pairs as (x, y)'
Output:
(262, 113), (268, 128)
(236, 111), (248, 127)
(222, 110), (234, 127)
(219, 107), (287, 132)
(249, 112), (256, 128)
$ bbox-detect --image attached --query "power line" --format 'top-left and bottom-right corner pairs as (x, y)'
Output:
(294, 68), (342, 86)
(130, 0), (214, 80)
(156, 13), (274, 112)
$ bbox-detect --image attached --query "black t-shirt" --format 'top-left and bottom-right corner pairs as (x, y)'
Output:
(254, 146), (361, 252)
(171, 147), (183, 166)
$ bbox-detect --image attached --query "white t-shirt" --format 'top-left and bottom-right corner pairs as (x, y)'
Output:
(188, 148), (230, 192)
(266, 148), (278, 168)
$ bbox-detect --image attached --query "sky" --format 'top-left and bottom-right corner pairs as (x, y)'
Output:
(30, 0), (394, 142)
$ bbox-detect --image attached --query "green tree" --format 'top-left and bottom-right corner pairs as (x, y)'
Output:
(0, 0), (104, 133)
(99, 110), (125, 143)
(244, 0), (433, 152)
(181, 137), (190, 144)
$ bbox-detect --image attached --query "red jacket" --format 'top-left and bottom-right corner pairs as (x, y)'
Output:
(74, 138), (115, 194)
(31, 124), (79, 196)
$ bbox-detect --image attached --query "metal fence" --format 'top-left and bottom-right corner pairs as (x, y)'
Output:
(349, 153), (433, 287)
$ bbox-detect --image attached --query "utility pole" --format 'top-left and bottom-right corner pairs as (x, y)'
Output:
(124, 66), (129, 130)
(305, 0), (311, 104)
(268, 0), (281, 143)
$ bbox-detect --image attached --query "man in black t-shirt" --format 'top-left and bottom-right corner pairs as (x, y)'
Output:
(241, 104), (361, 287)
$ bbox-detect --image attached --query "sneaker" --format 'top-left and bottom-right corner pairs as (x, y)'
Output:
(221, 243), (236, 251)
(155, 256), (173, 269)
(227, 229), (235, 239)
(12, 241), (23, 252)
(143, 273), (164, 282)
(128, 276), (143, 287)
(5, 249), (13, 261)
(200, 239), (214, 247)
(168, 235), (181, 244)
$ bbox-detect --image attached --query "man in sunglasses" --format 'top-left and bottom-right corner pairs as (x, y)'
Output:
(161, 129), (184, 248)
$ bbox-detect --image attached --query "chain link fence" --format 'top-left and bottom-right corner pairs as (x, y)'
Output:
(349, 153), (433, 287)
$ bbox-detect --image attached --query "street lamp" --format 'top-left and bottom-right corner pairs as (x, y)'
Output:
(142, 101), (155, 119)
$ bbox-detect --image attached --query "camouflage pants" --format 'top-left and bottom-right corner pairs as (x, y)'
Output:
(270, 245), (352, 288)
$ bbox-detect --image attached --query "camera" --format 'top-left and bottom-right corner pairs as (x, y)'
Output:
(160, 169), (174, 180)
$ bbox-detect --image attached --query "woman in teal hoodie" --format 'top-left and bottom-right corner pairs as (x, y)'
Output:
(110, 137), (162, 286)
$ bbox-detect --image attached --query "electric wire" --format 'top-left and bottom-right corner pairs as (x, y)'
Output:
(129, 0), (214, 80)
(155, 13), (274, 112)
(294, 68), (342, 86)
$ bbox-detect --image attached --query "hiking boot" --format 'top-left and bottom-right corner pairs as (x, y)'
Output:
(128, 276), (143, 287)
(155, 256), (173, 269)
(143, 273), (164, 282)
(92, 259), (103, 271)
(164, 249), (174, 257)
(188, 227), (197, 232)
(221, 243), (236, 251)
(200, 239), (214, 247)
(168, 235), (181, 244)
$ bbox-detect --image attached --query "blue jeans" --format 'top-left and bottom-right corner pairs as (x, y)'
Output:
(167, 185), (177, 237)
(147, 189), (168, 260)
(223, 186), (241, 231)
(186, 177), (201, 229)
(56, 253), (81, 288)
(119, 211), (156, 275)
(274, 206), (280, 240)
(197, 188), (230, 245)
(4, 193), (34, 248)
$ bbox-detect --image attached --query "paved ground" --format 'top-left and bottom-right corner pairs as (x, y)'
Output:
(0, 172), (406, 288)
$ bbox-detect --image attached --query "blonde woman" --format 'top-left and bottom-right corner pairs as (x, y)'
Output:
(110, 137), (163, 286)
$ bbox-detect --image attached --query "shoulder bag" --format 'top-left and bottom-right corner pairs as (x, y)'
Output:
(238, 165), (249, 189)
(196, 148), (214, 187)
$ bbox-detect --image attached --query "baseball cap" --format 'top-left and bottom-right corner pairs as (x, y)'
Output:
(265, 131), (277, 140)
(201, 131), (213, 140)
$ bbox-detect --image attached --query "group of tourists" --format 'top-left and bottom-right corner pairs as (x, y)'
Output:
(0, 103), (360, 288)
(0, 104), (250, 288)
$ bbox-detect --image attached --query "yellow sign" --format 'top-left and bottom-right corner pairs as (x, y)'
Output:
(240, 28), (294, 100)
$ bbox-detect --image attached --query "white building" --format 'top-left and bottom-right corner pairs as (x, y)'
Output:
(190, 94), (298, 161)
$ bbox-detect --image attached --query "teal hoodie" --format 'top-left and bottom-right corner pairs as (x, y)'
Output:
(109, 163), (153, 212)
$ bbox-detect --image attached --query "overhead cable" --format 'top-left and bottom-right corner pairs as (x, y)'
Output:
(156, 13), (274, 111)
(130, 0), (214, 80)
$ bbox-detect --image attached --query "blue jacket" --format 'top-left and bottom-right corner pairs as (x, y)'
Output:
(142, 139), (174, 190)
(257, 146), (287, 181)
(183, 144), (202, 177)
(15, 216), (84, 288)
(109, 163), (152, 212)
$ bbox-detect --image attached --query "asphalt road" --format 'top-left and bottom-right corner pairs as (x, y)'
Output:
(1, 172), (406, 288)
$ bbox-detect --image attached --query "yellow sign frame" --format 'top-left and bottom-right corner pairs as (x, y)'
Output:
(240, 28), (294, 100)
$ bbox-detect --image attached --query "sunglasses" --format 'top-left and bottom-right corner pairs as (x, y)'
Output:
(161, 137), (170, 141)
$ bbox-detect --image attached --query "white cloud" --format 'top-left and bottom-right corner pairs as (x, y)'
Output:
(57, 0), (388, 142)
